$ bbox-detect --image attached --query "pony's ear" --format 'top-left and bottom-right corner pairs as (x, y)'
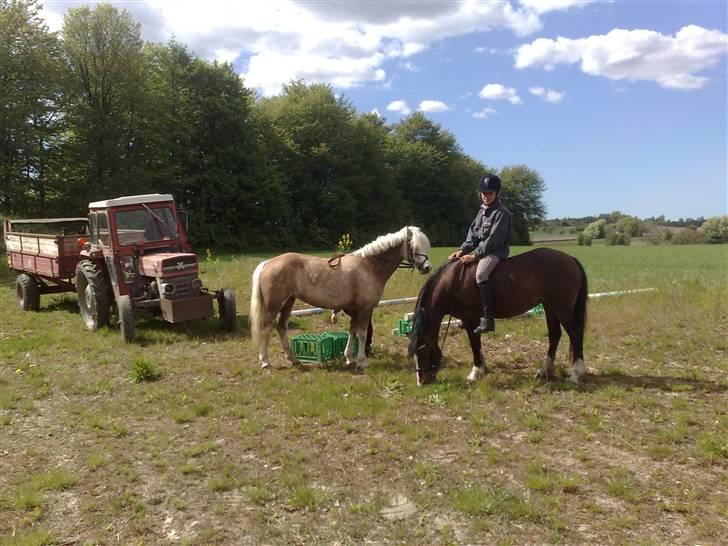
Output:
(405, 226), (412, 241)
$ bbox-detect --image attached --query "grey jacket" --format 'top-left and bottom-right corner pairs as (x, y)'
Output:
(459, 200), (513, 260)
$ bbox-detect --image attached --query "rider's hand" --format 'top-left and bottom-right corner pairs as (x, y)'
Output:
(459, 253), (476, 264)
(448, 250), (463, 261)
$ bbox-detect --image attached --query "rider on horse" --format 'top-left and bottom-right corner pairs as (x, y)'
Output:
(448, 174), (513, 334)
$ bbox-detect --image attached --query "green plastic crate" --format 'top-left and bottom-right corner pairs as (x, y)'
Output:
(291, 333), (335, 363)
(396, 319), (413, 336)
(325, 331), (358, 357)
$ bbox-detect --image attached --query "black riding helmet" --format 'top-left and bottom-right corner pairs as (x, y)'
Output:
(479, 174), (501, 193)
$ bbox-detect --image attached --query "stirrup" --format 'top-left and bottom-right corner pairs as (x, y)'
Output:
(473, 317), (495, 334)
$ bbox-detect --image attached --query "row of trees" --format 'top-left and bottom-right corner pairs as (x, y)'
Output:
(1, 0), (547, 249)
(575, 215), (728, 245)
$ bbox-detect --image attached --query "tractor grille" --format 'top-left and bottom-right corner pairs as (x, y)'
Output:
(161, 256), (197, 274)
(162, 275), (200, 300)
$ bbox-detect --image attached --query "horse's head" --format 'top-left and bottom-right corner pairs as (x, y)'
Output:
(405, 226), (432, 274)
(407, 306), (442, 386)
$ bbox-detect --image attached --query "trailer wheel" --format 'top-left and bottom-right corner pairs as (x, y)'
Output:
(16, 274), (41, 311)
(76, 260), (111, 330)
(218, 288), (236, 332)
(118, 295), (135, 343)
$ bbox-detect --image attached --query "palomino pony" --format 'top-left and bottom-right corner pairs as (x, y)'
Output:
(408, 247), (588, 385)
(251, 226), (431, 369)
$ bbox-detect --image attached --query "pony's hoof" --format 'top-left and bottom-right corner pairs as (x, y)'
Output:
(535, 369), (552, 381)
(467, 366), (485, 382)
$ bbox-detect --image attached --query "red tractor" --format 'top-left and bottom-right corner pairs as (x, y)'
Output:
(4, 194), (235, 342)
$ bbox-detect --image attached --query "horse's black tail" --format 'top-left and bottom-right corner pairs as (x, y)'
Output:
(572, 257), (588, 360)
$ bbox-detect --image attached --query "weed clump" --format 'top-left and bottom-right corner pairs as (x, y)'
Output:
(130, 358), (160, 383)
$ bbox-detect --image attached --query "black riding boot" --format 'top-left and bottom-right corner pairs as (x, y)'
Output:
(473, 280), (495, 334)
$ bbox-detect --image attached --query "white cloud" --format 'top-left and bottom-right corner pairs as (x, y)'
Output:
(387, 100), (412, 115)
(518, 0), (597, 15)
(40, 0), (590, 96)
(419, 100), (451, 113)
(473, 107), (498, 119)
(529, 86), (565, 103)
(371, 108), (382, 117)
(475, 46), (498, 54)
(515, 25), (728, 90)
(399, 61), (419, 72)
(479, 83), (523, 104)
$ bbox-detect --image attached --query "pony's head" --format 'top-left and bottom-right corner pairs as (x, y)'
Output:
(408, 294), (442, 386)
(405, 226), (432, 274)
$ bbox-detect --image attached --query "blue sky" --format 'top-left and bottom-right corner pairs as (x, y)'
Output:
(42, 1), (727, 220)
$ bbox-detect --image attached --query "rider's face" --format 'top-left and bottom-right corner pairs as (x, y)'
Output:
(480, 191), (497, 206)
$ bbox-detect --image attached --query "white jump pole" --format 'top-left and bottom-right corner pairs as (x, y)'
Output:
(290, 288), (656, 324)
(290, 296), (418, 317)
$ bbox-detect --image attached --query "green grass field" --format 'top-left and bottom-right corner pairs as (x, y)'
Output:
(1, 243), (726, 545)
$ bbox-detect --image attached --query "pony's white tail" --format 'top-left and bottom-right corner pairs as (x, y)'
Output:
(250, 260), (268, 351)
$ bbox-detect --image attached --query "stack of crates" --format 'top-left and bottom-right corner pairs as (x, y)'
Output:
(291, 331), (357, 363)
(396, 318), (413, 336)
(393, 312), (414, 336)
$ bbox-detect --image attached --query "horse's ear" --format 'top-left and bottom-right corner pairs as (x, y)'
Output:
(406, 226), (412, 241)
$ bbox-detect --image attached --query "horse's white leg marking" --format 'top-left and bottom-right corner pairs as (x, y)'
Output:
(537, 356), (555, 380)
(356, 327), (368, 369)
(467, 366), (485, 382)
(344, 331), (356, 365)
(570, 358), (587, 383)
(259, 325), (272, 368)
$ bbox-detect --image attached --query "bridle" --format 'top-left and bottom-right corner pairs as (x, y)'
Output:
(413, 261), (465, 380)
(398, 228), (430, 271)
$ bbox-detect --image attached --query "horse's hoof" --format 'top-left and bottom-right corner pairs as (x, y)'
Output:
(467, 367), (485, 382)
(260, 361), (270, 369)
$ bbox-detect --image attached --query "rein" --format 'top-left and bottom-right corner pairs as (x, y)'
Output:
(439, 261), (466, 353)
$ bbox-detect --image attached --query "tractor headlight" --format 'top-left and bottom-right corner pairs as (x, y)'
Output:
(191, 278), (203, 291)
(161, 282), (175, 296)
(121, 255), (136, 283)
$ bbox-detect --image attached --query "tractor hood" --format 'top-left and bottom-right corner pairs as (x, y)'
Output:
(139, 253), (199, 278)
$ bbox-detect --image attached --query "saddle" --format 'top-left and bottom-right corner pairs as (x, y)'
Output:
(327, 252), (346, 268)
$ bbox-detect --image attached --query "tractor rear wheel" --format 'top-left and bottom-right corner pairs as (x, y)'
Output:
(118, 295), (135, 343)
(76, 260), (111, 330)
(16, 274), (40, 311)
(218, 288), (236, 332)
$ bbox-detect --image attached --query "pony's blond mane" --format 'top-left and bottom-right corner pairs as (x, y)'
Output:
(353, 226), (424, 258)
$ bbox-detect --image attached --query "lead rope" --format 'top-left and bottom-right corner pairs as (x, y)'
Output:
(439, 261), (466, 353)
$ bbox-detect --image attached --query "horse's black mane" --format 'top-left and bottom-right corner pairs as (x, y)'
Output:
(408, 260), (460, 354)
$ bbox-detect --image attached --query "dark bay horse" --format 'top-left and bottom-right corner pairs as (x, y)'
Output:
(251, 226), (431, 369)
(408, 247), (588, 385)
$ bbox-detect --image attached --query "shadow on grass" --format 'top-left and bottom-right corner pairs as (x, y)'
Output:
(481, 368), (727, 395)
(587, 371), (727, 394)
(125, 314), (251, 345)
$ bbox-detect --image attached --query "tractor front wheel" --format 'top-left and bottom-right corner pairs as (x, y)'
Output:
(16, 274), (40, 311)
(218, 288), (236, 332)
(76, 260), (111, 329)
(118, 295), (135, 343)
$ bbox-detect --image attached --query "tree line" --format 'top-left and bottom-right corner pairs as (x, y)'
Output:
(1, 0), (547, 250)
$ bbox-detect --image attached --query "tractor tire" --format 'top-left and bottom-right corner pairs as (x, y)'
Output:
(16, 274), (40, 311)
(118, 295), (135, 343)
(218, 288), (236, 332)
(76, 260), (112, 330)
